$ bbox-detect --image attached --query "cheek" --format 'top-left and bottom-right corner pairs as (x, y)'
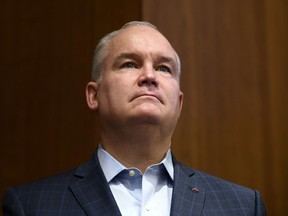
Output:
(98, 80), (130, 106)
(166, 83), (181, 102)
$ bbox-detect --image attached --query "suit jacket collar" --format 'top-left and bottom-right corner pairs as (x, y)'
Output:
(69, 152), (122, 216)
(69, 151), (205, 216)
(170, 156), (206, 216)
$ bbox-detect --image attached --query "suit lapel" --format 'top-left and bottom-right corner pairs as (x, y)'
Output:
(170, 159), (206, 216)
(69, 151), (206, 216)
(69, 153), (122, 216)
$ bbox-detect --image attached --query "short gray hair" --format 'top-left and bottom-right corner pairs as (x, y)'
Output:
(91, 21), (181, 82)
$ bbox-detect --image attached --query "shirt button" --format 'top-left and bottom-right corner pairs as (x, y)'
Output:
(145, 205), (150, 211)
(129, 170), (135, 176)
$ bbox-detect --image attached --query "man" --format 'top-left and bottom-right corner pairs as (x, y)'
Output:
(3, 21), (266, 215)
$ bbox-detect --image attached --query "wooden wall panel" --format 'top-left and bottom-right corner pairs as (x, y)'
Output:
(264, 0), (288, 214)
(0, 0), (141, 207)
(143, 0), (287, 215)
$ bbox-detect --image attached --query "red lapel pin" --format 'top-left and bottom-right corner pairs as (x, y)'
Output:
(191, 187), (199, 193)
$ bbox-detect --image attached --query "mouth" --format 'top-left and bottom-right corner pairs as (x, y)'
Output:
(131, 93), (164, 104)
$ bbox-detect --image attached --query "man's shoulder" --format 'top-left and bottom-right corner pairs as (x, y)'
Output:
(173, 162), (266, 214)
(9, 168), (77, 196)
(12, 152), (99, 194)
(177, 162), (256, 194)
(2, 154), (108, 215)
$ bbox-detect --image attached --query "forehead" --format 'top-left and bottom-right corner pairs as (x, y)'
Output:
(107, 26), (177, 61)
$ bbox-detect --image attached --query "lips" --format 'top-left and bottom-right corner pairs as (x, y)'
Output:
(131, 92), (164, 104)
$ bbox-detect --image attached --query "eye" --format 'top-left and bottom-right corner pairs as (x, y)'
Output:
(121, 62), (138, 69)
(156, 65), (171, 73)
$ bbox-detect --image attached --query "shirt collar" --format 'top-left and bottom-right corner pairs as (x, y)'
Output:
(97, 145), (174, 182)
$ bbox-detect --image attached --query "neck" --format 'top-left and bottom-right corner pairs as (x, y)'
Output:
(100, 125), (172, 172)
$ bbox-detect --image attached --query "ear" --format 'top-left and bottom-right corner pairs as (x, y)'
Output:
(178, 91), (184, 118)
(86, 81), (99, 110)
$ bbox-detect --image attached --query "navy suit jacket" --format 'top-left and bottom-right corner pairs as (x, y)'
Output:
(2, 151), (266, 215)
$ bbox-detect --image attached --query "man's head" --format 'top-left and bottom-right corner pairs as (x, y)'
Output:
(86, 21), (183, 139)
(91, 21), (181, 82)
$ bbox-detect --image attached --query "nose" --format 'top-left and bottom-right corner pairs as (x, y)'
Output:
(137, 66), (158, 87)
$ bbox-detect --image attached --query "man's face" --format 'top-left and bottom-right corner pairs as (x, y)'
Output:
(88, 26), (183, 132)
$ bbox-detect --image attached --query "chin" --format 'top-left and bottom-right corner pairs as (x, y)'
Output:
(130, 111), (163, 125)
(128, 103), (164, 123)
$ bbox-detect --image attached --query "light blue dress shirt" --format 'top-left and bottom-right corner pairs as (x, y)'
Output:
(97, 146), (174, 216)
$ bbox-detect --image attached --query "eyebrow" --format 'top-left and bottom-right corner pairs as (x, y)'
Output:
(155, 56), (177, 67)
(113, 52), (141, 62)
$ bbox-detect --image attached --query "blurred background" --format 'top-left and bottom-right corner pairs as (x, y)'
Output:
(1, 0), (287, 215)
